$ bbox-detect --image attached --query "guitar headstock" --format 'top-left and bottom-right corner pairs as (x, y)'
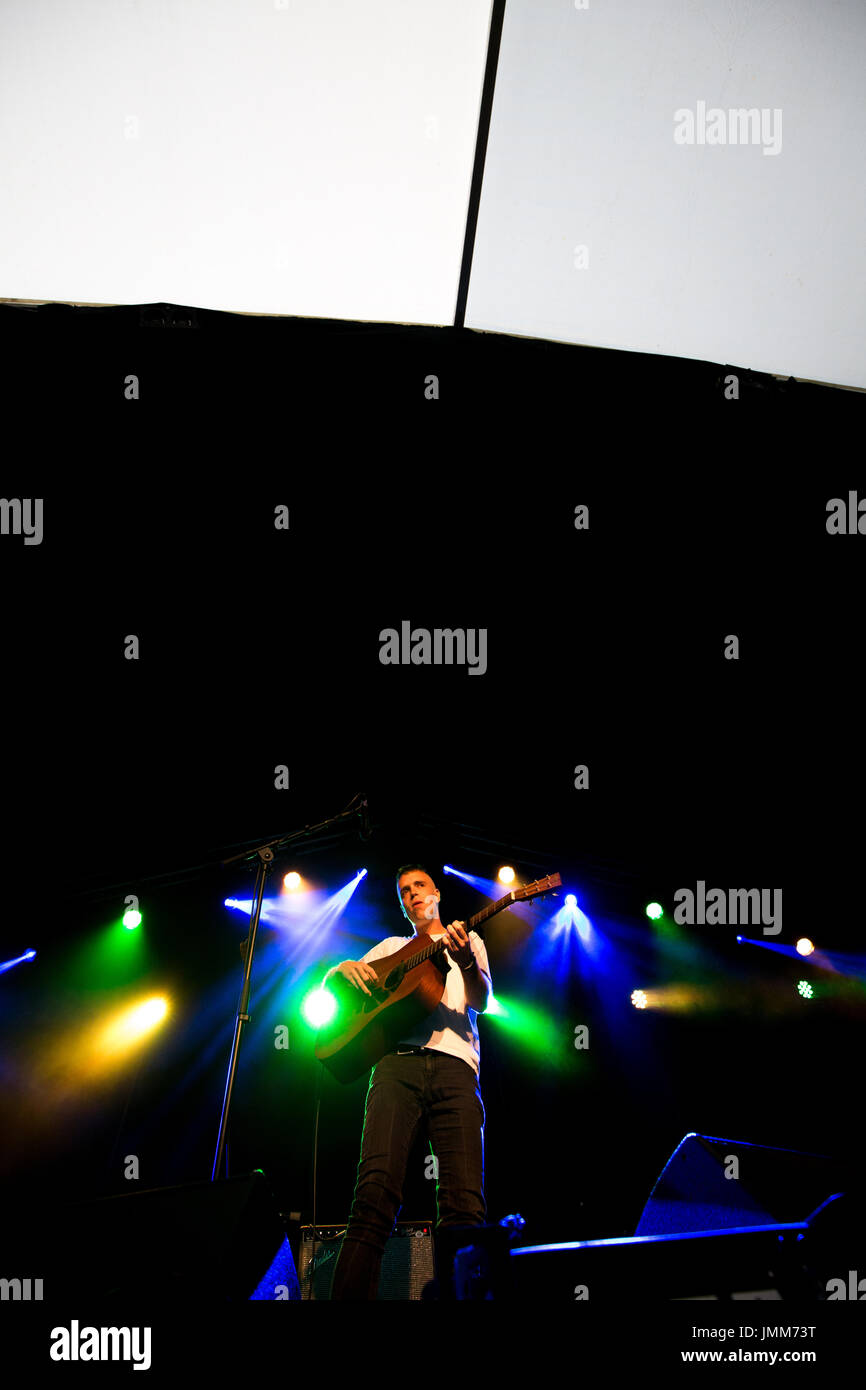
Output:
(512, 872), (562, 903)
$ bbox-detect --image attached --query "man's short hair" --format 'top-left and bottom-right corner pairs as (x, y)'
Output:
(395, 863), (435, 898)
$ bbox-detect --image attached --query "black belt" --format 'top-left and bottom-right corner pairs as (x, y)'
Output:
(394, 1044), (431, 1055)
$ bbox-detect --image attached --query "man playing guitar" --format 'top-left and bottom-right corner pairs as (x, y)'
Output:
(325, 863), (492, 1299)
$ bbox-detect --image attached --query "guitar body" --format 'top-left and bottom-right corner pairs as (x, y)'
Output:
(314, 937), (450, 1083)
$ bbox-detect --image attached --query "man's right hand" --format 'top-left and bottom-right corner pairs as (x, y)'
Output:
(335, 960), (379, 996)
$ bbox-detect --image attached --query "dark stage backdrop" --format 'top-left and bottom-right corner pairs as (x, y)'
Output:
(0, 318), (860, 1374)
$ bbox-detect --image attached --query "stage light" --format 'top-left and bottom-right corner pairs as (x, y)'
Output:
(631, 989), (648, 1009)
(796, 938), (815, 956)
(284, 872), (301, 891)
(0, 948), (38, 974)
(565, 894), (577, 908)
(797, 980), (814, 999)
(122, 908), (142, 930)
(645, 902), (663, 920)
(480, 995), (564, 1067)
(98, 995), (169, 1058)
(302, 987), (337, 1029)
(498, 866), (515, 884)
(443, 865), (453, 874)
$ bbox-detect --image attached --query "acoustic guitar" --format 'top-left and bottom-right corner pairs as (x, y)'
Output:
(314, 873), (561, 1082)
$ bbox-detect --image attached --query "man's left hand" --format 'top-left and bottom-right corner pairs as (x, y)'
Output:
(442, 920), (474, 969)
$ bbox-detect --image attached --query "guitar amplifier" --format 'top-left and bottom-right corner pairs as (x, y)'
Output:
(298, 1221), (435, 1300)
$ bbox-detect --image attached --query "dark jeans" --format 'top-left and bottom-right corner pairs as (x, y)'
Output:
(330, 1046), (486, 1300)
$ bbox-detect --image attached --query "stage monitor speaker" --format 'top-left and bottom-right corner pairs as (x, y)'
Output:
(298, 1220), (435, 1300)
(4, 1171), (295, 1302)
(635, 1133), (848, 1236)
(509, 1223), (816, 1301)
(509, 1192), (866, 1301)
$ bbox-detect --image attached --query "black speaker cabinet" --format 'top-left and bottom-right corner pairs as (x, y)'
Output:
(298, 1221), (435, 1300)
(3, 1172), (293, 1302)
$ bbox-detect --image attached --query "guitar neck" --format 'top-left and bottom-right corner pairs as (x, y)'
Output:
(401, 894), (513, 972)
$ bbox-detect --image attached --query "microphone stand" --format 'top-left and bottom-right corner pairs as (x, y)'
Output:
(211, 795), (367, 1182)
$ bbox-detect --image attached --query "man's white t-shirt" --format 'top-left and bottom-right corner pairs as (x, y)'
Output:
(357, 929), (491, 1079)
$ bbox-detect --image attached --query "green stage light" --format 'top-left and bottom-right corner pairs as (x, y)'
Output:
(123, 908), (142, 930)
(645, 902), (663, 920)
(302, 987), (337, 1029)
(481, 993), (566, 1069)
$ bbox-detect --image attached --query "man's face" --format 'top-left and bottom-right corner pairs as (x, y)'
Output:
(398, 870), (440, 927)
